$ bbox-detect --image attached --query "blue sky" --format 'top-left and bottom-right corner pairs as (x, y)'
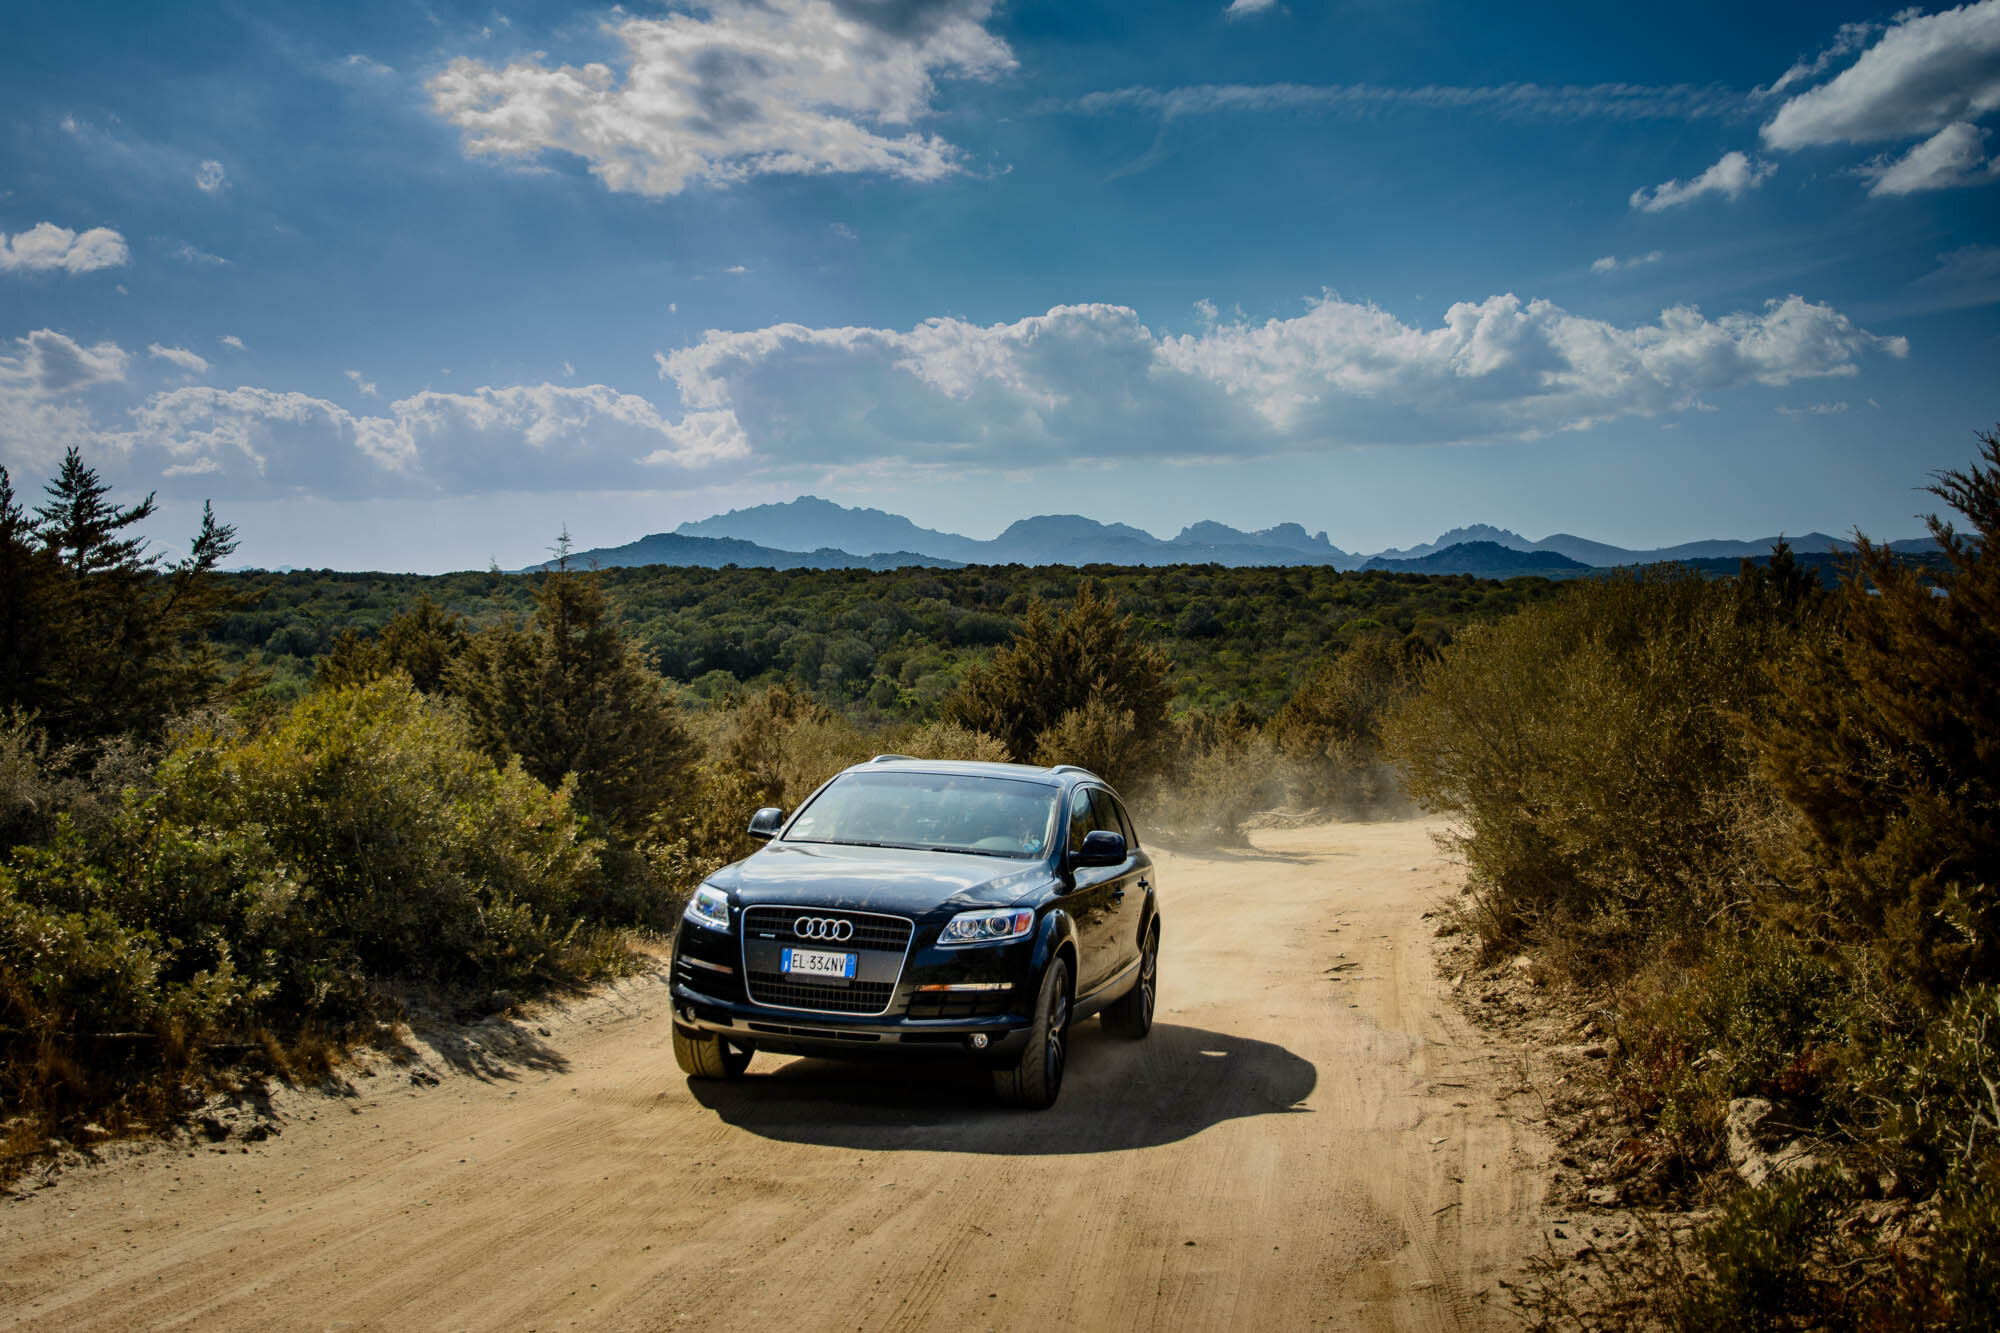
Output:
(3, 0), (1997, 571)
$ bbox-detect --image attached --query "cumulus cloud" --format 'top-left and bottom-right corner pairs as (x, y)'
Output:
(173, 243), (228, 266)
(220, 334), (245, 350)
(0, 329), (129, 395)
(1225, 0), (1279, 19)
(90, 380), (742, 498)
(148, 343), (210, 374)
(1630, 151), (1775, 211)
(195, 160), (227, 194)
(1591, 250), (1664, 274)
(0, 222), (130, 274)
(652, 292), (1906, 467)
(0, 330), (130, 471)
(345, 369), (379, 397)
(1761, 1), (2000, 149)
(427, 0), (1015, 196)
(1864, 120), (2000, 193)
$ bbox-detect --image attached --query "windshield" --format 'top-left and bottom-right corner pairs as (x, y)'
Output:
(782, 771), (1059, 859)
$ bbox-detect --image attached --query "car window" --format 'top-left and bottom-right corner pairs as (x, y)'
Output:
(1103, 792), (1139, 848)
(1066, 789), (1097, 852)
(784, 771), (1058, 858)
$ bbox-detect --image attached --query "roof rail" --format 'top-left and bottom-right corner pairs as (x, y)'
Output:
(868, 753), (917, 764)
(1047, 765), (1100, 779)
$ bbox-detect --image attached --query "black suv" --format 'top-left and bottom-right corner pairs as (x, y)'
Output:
(668, 758), (1160, 1109)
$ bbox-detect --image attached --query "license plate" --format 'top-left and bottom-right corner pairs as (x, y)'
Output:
(782, 947), (857, 981)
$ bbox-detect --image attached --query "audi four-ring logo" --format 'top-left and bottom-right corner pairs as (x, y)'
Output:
(794, 916), (854, 942)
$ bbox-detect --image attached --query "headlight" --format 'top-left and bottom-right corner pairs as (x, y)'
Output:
(938, 908), (1034, 946)
(683, 883), (732, 933)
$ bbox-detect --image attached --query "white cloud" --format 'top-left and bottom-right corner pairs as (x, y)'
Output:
(651, 292), (1907, 468)
(427, 0), (1016, 197)
(0, 222), (130, 274)
(1761, 1), (2000, 150)
(0, 329), (129, 396)
(345, 369), (379, 397)
(1629, 151), (1775, 211)
(1225, 0), (1279, 19)
(561, 359), (576, 378)
(173, 243), (229, 266)
(0, 330), (130, 472)
(1590, 250), (1664, 274)
(86, 380), (741, 498)
(1755, 20), (1886, 101)
(148, 343), (210, 374)
(195, 160), (227, 194)
(220, 334), (246, 350)
(1864, 120), (2000, 193)
(1778, 400), (1850, 416)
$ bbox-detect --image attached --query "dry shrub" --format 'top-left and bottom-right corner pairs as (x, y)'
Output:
(888, 719), (1011, 763)
(1384, 566), (1818, 964)
(1136, 706), (1285, 846)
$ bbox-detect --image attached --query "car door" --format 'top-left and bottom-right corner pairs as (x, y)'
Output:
(1063, 786), (1121, 996)
(1089, 789), (1148, 990)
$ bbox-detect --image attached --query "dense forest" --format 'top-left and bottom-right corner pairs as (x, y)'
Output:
(213, 559), (1559, 718)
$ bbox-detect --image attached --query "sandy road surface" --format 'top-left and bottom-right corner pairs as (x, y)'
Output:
(0, 819), (1549, 1331)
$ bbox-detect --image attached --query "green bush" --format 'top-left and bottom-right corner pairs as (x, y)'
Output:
(239, 676), (601, 986)
(1750, 431), (2000, 1004)
(1674, 1166), (1862, 1330)
(1385, 566), (1816, 960)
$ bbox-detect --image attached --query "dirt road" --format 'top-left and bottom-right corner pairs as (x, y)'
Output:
(0, 819), (1550, 1330)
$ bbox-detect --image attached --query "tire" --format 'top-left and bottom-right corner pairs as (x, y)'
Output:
(992, 956), (1071, 1110)
(673, 1025), (753, 1079)
(1101, 922), (1158, 1039)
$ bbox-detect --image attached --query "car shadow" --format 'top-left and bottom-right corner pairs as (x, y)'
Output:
(685, 1021), (1315, 1154)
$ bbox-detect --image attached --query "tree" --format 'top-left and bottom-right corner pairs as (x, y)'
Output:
(452, 557), (696, 834)
(943, 580), (1172, 785)
(315, 595), (469, 694)
(1750, 428), (2000, 1001)
(4, 449), (243, 745)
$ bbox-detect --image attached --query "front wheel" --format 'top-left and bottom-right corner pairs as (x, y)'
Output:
(673, 1025), (753, 1078)
(1102, 923), (1158, 1039)
(992, 957), (1070, 1109)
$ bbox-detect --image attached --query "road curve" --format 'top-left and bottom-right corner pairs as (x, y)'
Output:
(0, 819), (1548, 1331)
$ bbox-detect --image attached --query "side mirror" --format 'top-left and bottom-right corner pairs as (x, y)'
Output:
(746, 807), (785, 841)
(1070, 829), (1126, 868)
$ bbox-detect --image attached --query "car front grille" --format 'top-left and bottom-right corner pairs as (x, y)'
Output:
(744, 972), (898, 1014)
(742, 906), (914, 951)
(740, 906), (913, 1015)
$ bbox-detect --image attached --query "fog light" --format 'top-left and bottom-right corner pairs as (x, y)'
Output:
(680, 1005), (695, 1022)
(968, 1033), (989, 1050)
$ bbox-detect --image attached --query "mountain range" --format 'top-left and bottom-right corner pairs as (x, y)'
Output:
(535, 496), (1935, 576)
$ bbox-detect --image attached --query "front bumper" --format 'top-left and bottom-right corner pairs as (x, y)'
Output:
(670, 914), (1037, 1061)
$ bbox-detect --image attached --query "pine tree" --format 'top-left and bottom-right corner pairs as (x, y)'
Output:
(453, 555), (695, 833)
(0, 467), (61, 712)
(11, 450), (243, 744)
(943, 580), (1172, 780)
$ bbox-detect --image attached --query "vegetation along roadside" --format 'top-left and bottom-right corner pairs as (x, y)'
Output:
(3, 423), (1991, 1333)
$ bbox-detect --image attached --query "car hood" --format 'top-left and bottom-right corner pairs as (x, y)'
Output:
(714, 841), (1051, 916)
